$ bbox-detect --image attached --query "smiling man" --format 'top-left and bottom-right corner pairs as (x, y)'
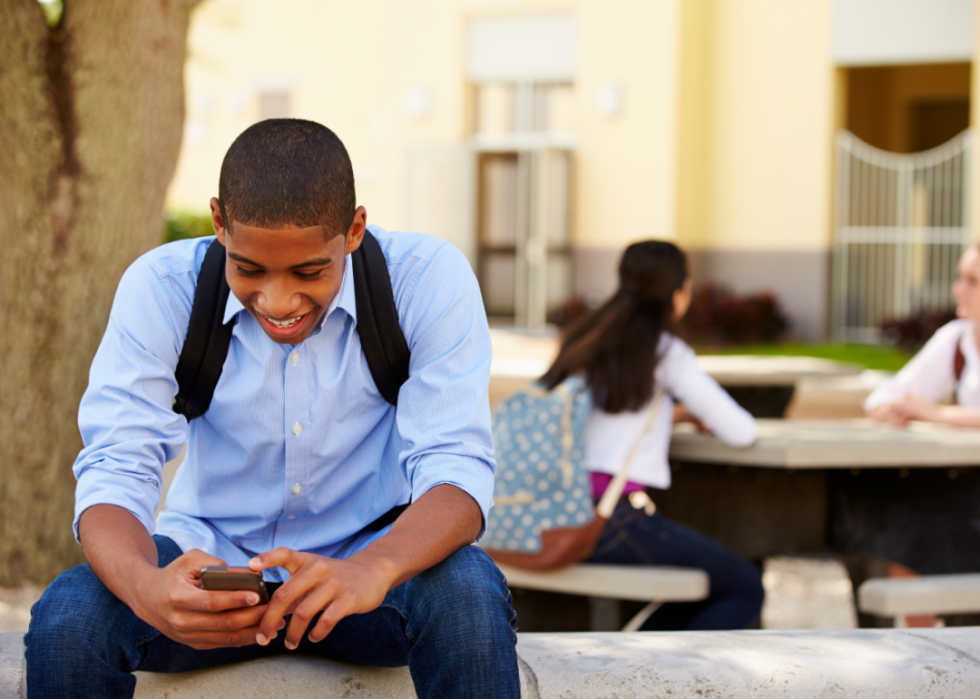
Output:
(25, 120), (519, 699)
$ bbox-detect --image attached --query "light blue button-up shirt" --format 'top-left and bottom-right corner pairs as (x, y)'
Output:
(73, 227), (495, 579)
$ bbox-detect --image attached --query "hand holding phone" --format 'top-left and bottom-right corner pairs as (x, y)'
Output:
(200, 566), (269, 604)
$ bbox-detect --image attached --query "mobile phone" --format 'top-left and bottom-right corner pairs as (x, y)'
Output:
(200, 566), (269, 604)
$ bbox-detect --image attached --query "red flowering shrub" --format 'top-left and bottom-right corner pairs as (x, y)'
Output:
(881, 308), (956, 351)
(676, 283), (789, 346)
(548, 283), (789, 347)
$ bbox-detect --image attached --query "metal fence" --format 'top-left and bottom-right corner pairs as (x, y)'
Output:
(831, 129), (972, 341)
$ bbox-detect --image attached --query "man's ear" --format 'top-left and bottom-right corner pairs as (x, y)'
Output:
(344, 206), (368, 256)
(210, 197), (228, 245)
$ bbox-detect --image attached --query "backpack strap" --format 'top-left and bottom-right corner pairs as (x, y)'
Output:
(595, 389), (667, 519)
(173, 239), (236, 420)
(352, 230), (411, 406)
(345, 231), (415, 522)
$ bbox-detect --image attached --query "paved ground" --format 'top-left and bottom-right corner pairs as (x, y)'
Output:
(0, 586), (42, 633)
(761, 556), (858, 629)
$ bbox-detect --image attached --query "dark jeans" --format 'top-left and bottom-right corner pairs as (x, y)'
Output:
(25, 536), (519, 699)
(588, 500), (765, 630)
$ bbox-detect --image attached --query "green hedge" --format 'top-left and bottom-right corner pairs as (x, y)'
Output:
(163, 210), (214, 245)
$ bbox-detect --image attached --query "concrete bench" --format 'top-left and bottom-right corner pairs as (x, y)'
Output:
(6, 628), (980, 697)
(495, 562), (709, 631)
(858, 573), (980, 626)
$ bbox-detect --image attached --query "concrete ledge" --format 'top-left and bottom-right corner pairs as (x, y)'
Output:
(134, 656), (536, 698)
(517, 629), (980, 697)
(5, 628), (980, 697)
(0, 634), (23, 699)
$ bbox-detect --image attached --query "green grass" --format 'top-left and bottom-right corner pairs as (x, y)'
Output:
(701, 343), (913, 373)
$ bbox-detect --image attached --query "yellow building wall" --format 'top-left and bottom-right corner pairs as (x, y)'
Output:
(674, 0), (713, 249)
(167, 0), (684, 254)
(676, 0), (836, 254)
(169, 0), (471, 228)
(973, 2), (980, 243)
(573, 0), (681, 248)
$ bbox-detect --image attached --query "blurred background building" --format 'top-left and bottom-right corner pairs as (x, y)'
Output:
(165, 0), (979, 341)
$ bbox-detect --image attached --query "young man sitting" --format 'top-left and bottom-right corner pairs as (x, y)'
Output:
(25, 119), (519, 699)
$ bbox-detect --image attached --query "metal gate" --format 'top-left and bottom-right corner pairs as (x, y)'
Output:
(831, 130), (972, 341)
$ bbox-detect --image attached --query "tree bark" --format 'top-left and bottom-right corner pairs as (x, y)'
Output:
(0, 0), (198, 584)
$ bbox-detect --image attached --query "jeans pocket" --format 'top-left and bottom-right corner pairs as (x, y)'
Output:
(590, 502), (646, 560)
(591, 526), (629, 559)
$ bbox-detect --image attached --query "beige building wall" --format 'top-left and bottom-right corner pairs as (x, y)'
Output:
(573, 0), (681, 249)
(675, 0), (839, 254)
(673, 0), (837, 339)
(169, 0), (684, 247)
(674, 0), (713, 251)
(974, 2), (980, 244)
(167, 0), (844, 338)
(700, 0), (836, 253)
(169, 0), (472, 227)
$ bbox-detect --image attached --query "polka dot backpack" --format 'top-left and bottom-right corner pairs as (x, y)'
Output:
(483, 374), (665, 571)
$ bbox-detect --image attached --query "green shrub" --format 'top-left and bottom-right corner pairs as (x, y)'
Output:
(163, 210), (214, 245)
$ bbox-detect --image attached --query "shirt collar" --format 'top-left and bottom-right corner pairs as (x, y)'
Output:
(223, 289), (245, 325)
(323, 252), (357, 327)
(221, 252), (358, 326)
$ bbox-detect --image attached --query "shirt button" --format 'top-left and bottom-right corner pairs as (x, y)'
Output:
(293, 483), (303, 495)
(290, 351), (299, 365)
(293, 422), (302, 436)
(287, 514), (296, 520)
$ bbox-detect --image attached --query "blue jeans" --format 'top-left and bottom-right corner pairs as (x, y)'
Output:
(588, 500), (765, 630)
(25, 536), (519, 699)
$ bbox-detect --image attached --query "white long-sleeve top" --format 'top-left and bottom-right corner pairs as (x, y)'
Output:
(584, 333), (758, 490)
(864, 319), (980, 410)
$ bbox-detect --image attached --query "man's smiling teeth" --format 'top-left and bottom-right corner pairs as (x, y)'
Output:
(264, 314), (302, 328)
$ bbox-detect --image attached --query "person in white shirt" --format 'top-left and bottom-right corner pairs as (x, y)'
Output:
(866, 245), (980, 427)
(539, 240), (764, 630)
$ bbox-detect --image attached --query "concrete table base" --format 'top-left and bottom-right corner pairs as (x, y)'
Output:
(5, 628), (980, 698)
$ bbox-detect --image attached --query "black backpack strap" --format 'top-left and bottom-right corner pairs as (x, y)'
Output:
(173, 239), (236, 420)
(365, 502), (410, 531)
(352, 231), (411, 405)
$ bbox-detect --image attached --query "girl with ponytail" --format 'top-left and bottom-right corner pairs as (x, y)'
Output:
(541, 240), (764, 630)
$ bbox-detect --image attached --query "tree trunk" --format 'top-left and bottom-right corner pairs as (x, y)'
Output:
(0, 0), (197, 584)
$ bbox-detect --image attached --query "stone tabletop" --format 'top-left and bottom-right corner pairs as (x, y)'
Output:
(694, 355), (863, 386)
(669, 418), (980, 469)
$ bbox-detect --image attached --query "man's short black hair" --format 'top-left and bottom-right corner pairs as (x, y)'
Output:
(218, 119), (355, 237)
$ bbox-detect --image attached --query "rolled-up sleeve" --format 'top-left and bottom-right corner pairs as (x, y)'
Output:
(392, 243), (496, 537)
(72, 256), (191, 541)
